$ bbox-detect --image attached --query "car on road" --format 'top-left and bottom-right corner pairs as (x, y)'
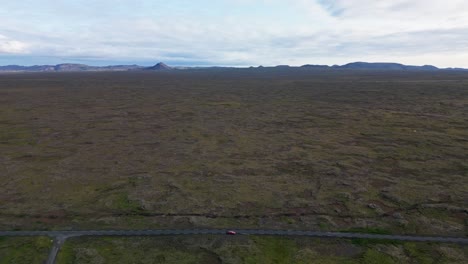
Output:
(226, 230), (237, 235)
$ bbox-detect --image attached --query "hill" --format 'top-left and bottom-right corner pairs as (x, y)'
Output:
(339, 62), (439, 71)
(144, 62), (173, 71)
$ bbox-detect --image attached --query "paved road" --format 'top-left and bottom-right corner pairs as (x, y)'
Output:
(1, 229), (467, 243)
(46, 236), (66, 264)
(1, 229), (467, 264)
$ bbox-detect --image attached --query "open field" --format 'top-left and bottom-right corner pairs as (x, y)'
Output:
(56, 235), (467, 264)
(0, 236), (51, 264)
(0, 69), (467, 235)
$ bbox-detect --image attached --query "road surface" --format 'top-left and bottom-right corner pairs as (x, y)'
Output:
(46, 236), (66, 264)
(1, 229), (467, 243)
(1, 229), (466, 264)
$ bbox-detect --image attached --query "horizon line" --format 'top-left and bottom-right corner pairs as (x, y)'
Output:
(1, 61), (467, 70)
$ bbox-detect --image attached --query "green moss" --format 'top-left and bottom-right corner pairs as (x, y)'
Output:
(0, 237), (52, 264)
(55, 239), (80, 264)
(56, 235), (468, 264)
(345, 227), (392, 235)
(246, 236), (296, 264)
(0, 126), (34, 146)
(113, 193), (144, 214)
(361, 248), (397, 264)
(57, 237), (219, 264)
(404, 243), (439, 264)
(343, 228), (401, 246)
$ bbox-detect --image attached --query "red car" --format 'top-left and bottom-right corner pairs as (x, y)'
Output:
(226, 230), (237, 235)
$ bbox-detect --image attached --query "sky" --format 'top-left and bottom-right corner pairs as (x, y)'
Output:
(1, 0), (468, 67)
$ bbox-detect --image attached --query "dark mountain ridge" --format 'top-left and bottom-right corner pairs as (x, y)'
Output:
(336, 62), (439, 71)
(144, 62), (173, 71)
(0, 62), (466, 72)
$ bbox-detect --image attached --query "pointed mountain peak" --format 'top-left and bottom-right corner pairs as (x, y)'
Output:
(145, 62), (173, 70)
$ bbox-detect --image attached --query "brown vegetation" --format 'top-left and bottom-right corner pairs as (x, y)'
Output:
(0, 70), (467, 235)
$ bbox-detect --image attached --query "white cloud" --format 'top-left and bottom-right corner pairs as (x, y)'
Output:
(0, 35), (29, 54)
(0, 0), (468, 67)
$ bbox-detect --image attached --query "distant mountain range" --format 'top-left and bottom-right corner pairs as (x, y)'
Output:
(301, 62), (467, 71)
(0, 63), (143, 72)
(336, 62), (439, 70)
(0, 61), (466, 72)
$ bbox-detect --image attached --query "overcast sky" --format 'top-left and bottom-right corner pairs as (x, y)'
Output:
(1, 0), (468, 67)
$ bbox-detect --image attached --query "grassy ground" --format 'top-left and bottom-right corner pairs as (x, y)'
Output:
(56, 235), (467, 264)
(0, 236), (51, 264)
(0, 70), (467, 235)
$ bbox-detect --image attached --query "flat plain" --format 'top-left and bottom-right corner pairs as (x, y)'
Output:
(0, 236), (51, 264)
(55, 236), (467, 264)
(0, 69), (467, 237)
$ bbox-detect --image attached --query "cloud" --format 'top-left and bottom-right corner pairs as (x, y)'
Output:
(0, 0), (467, 67)
(0, 35), (29, 54)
